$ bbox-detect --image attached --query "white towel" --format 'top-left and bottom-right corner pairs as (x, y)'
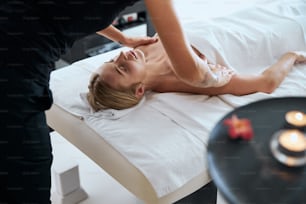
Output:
(186, 0), (306, 107)
(79, 92), (146, 120)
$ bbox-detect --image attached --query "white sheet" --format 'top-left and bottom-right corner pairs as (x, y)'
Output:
(49, 0), (306, 198)
(186, 0), (306, 107)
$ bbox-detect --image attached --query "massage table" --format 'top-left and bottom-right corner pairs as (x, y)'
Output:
(46, 0), (306, 203)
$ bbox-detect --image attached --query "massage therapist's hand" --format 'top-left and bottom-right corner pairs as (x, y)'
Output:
(97, 25), (157, 48)
(121, 35), (158, 48)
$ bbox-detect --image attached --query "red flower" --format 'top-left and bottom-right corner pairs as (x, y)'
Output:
(223, 114), (254, 140)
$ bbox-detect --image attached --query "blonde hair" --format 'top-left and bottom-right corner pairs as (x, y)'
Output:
(87, 73), (142, 111)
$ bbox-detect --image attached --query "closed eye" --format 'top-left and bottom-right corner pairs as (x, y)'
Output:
(119, 65), (127, 72)
(115, 66), (123, 75)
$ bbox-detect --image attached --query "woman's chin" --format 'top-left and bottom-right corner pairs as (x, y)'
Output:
(134, 48), (146, 62)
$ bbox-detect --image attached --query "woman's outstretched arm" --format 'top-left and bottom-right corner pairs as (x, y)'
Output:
(154, 52), (305, 95)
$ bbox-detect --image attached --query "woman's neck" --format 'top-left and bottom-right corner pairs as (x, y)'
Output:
(136, 40), (174, 90)
(142, 62), (165, 90)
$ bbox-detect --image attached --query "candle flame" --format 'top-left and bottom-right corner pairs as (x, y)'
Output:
(289, 132), (298, 143)
(278, 130), (306, 152)
(294, 112), (303, 121)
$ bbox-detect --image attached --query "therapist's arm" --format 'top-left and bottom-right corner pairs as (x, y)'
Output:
(97, 25), (157, 48)
(144, 0), (216, 87)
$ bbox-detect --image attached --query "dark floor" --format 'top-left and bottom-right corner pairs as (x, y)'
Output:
(174, 181), (217, 204)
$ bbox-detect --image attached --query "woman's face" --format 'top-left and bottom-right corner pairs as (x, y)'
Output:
(96, 49), (146, 90)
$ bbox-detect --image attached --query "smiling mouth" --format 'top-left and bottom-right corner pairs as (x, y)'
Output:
(129, 50), (137, 59)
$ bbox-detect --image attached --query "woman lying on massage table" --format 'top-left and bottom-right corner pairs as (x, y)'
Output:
(87, 35), (306, 111)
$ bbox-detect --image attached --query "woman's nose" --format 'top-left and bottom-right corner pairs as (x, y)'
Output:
(118, 51), (127, 60)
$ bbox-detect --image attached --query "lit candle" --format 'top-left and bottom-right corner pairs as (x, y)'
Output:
(285, 111), (306, 128)
(270, 129), (306, 167)
(278, 130), (306, 153)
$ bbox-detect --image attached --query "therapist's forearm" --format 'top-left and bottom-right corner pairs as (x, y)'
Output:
(144, 0), (209, 86)
(96, 25), (126, 44)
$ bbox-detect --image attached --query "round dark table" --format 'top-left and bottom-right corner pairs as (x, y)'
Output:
(207, 97), (306, 204)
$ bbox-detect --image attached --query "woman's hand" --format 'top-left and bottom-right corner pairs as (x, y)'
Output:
(205, 63), (236, 87)
(121, 35), (158, 48)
